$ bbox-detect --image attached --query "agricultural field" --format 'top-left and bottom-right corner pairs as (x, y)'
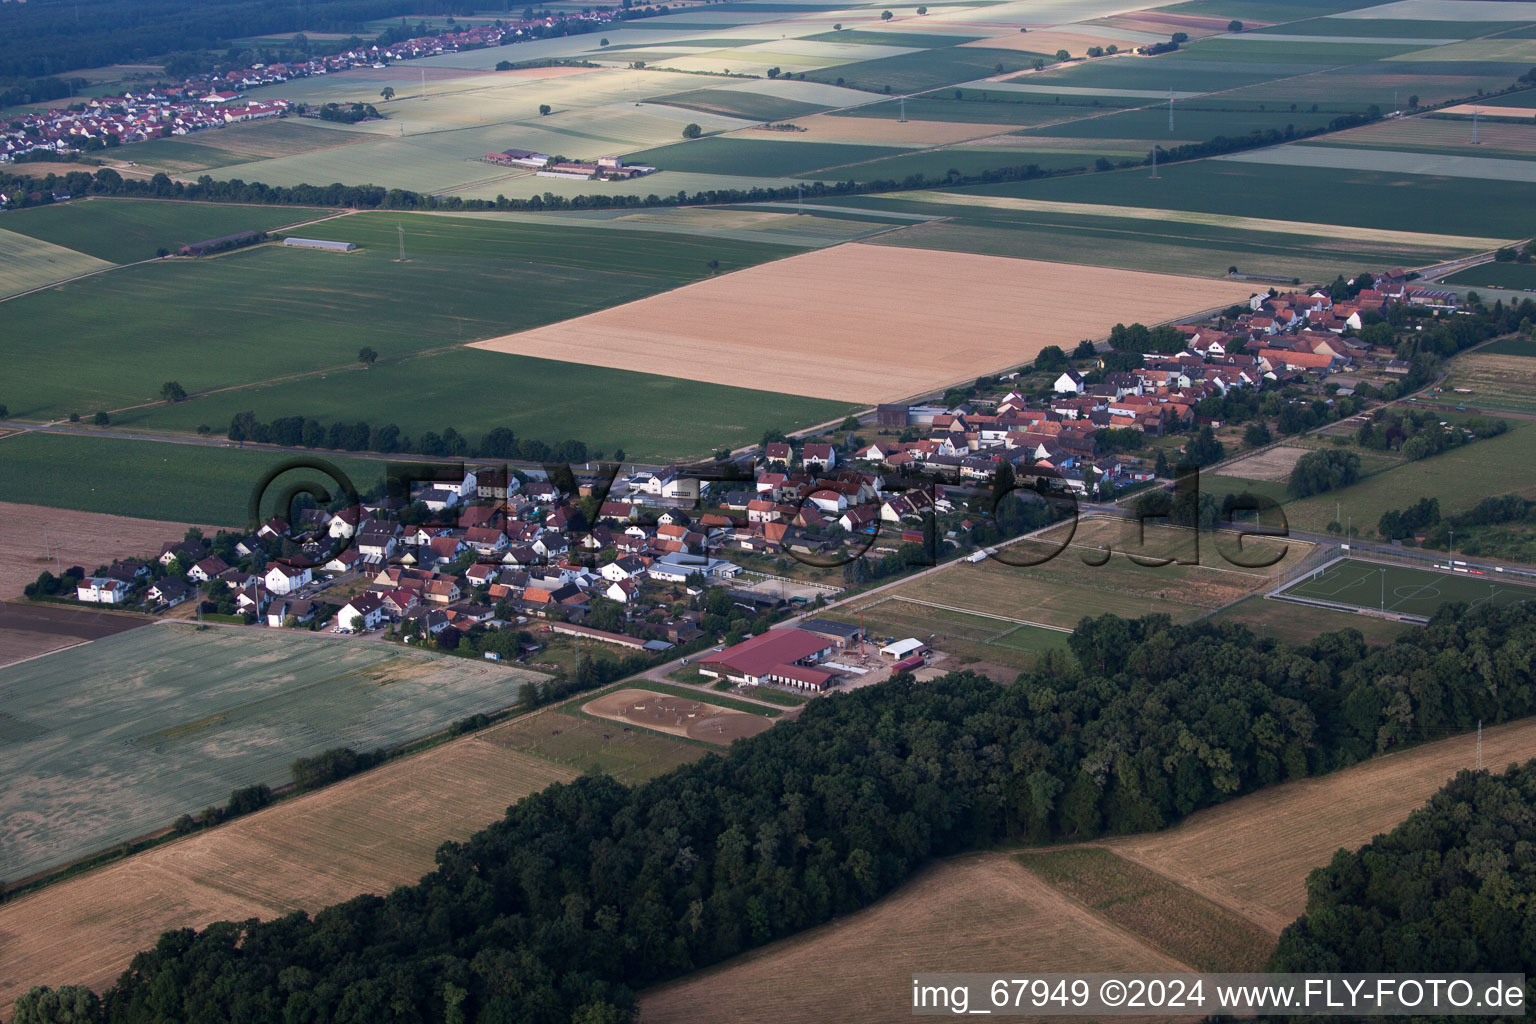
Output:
(802, 46), (1048, 93)
(118, 346), (856, 465)
(1016, 847), (1277, 972)
(638, 853), (1185, 1024)
(648, 87), (832, 121)
(950, 159), (1536, 239)
(0, 602), (149, 671)
(1273, 557), (1536, 618)
(1445, 261), (1536, 291)
(106, 119), (374, 175)
(0, 433), (389, 526)
(851, 190), (1470, 279)
(0, 211), (808, 421)
(0, 715), (585, 1010)
(641, 713), (1536, 1023)
(469, 244), (1251, 403)
(1439, 348), (1536, 413)
(0, 198), (324, 264)
(811, 144), (1105, 180)
(1218, 144), (1536, 183)
(623, 137), (911, 176)
(1306, 114), (1536, 162)
(1104, 715), (1536, 933)
(0, 501), (219, 600)
(829, 95), (1088, 126)
(0, 229), (112, 300)
(0, 623), (545, 880)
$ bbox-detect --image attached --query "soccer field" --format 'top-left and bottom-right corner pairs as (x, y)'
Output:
(1274, 557), (1536, 619)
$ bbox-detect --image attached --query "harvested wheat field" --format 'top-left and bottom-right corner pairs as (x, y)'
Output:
(0, 501), (220, 599)
(1105, 716), (1536, 935)
(744, 114), (1013, 146)
(639, 852), (1187, 1024)
(583, 687), (772, 744)
(1439, 104), (1536, 120)
(0, 601), (148, 669)
(0, 732), (577, 1008)
(471, 244), (1252, 402)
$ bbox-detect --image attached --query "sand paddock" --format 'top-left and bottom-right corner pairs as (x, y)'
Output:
(583, 687), (772, 744)
(470, 244), (1252, 403)
(1214, 444), (1307, 483)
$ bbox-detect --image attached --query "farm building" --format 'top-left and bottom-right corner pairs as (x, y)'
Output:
(879, 638), (928, 660)
(797, 617), (865, 649)
(484, 148), (551, 168)
(696, 628), (835, 688)
(179, 231), (264, 256)
(536, 155), (657, 180)
(283, 237), (357, 252)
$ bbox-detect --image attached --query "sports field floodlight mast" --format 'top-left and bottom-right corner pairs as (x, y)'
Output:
(397, 224), (406, 261)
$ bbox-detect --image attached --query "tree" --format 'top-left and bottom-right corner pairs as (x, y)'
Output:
(681, 123), (702, 139)
(11, 985), (101, 1023)
(0, 404), (7, 418)
(1033, 345), (1068, 372)
(1184, 425), (1224, 467)
(1171, 31), (1188, 43)
(349, 614), (365, 633)
(539, 103), (552, 115)
(833, 23), (842, 30)
(599, 37), (609, 45)
(1243, 422), (1271, 448)
(1227, 19), (1243, 31)
(357, 346), (378, 368)
(160, 380), (187, 402)
(1055, 49), (1070, 62)
(92, 411), (109, 426)
(380, 86), (395, 101)
(881, 8), (893, 19)
(916, 4), (927, 12)
(1407, 93), (1418, 108)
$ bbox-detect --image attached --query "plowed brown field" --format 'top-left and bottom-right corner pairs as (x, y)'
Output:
(470, 244), (1252, 402)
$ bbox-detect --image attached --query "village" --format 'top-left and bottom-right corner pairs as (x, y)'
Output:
(32, 263), (1459, 697)
(0, 13), (623, 163)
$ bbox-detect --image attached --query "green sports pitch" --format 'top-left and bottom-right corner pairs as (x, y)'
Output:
(1274, 558), (1536, 619)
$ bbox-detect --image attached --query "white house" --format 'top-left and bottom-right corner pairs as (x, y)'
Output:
(77, 577), (130, 604)
(1053, 369), (1085, 394)
(605, 578), (639, 604)
(339, 593), (386, 631)
(600, 555), (647, 582)
(264, 562), (312, 595)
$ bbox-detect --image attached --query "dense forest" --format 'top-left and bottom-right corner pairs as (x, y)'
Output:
(11, 601), (1536, 1023)
(1270, 759), (1536, 979)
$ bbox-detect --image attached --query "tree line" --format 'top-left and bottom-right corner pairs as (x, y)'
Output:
(21, 600), (1536, 1022)
(226, 413), (591, 463)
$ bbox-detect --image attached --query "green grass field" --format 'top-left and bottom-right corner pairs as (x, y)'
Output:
(625, 136), (909, 175)
(649, 87), (831, 121)
(0, 624), (546, 879)
(841, 192), (1464, 279)
(1445, 262), (1536, 290)
(803, 46), (1047, 93)
(0, 228), (113, 298)
(1476, 336), (1536, 356)
(0, 210), (806, 420)
(815, 146), (1102, 181)
(0, 432), (391, 525)
(1275, 557), (1536, 617)
(110, 119), (370, 174)
(802, 30), (987, 47)
(1207, 594), (1414, 645)
(1028, 104), (1363, 141)
(1274, 421), (1536, 533)
(828, 95), (1084, 125)
(0, 198), (323, 263)
(116, 346), (856, 464)
(949, 159), (1535, 239)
